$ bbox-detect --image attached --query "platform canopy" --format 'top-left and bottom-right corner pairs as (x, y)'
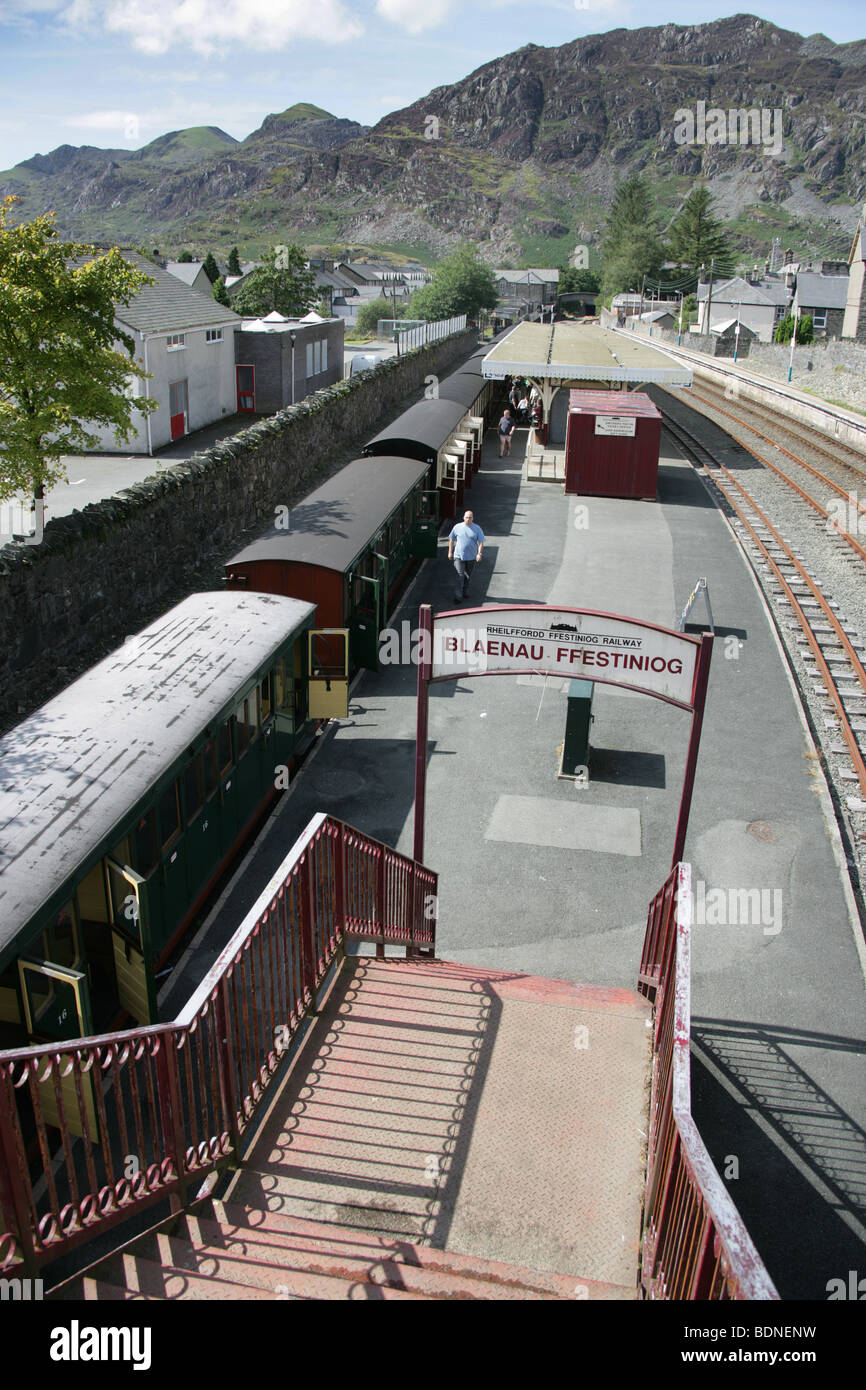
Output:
(481, 323), (691, 414)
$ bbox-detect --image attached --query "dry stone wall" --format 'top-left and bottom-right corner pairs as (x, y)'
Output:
(0, 330), (477, 732)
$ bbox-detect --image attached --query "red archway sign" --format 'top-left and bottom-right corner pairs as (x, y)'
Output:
(413, 603), (713, 869)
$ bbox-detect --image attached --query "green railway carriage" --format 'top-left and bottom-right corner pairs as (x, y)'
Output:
(0, 592), (317, 1047)
(225, 456), (438, 673)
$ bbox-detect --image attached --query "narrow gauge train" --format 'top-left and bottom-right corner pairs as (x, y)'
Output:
(0, 349), (500, 1050)
(0, 592), (318, 1045)
(225, 351), (499, 670)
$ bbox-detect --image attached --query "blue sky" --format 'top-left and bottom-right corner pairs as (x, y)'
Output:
(0, 1), (863, 170)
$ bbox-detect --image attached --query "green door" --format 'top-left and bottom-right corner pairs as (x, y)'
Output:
(155, 779), (188, 954)
(350, 573), (383, 671)
(106, 857), (157, 1024)
(413, 489), (440, 558)
(182, 743), (222, 903)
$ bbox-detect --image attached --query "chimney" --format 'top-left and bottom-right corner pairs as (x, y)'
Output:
(784, 248), (793, 265)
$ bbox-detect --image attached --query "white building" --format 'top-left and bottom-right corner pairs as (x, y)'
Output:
(91, 254), (243, 454)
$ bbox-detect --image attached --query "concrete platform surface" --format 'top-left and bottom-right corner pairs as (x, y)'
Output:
(226, 957), (650, 1289)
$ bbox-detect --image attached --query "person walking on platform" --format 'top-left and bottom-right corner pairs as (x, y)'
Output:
(498, 407), (516, 457)
(448, 510), (485, 604)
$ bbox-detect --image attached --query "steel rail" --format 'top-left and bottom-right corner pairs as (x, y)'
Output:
(685, 384), (866, 515)
(687, 378), (866, 482)
(663, 415), (866, 798)
(665, 387), (866, 565)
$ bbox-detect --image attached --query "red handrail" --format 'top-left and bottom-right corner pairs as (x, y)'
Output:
(638, 863), (778, 1300)
(0, 813), (436, 1274)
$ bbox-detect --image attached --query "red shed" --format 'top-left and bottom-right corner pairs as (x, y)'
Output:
(564, 390), (662, 500)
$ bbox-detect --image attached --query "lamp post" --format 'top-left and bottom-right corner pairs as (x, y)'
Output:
(787, 306), (798, 382)
(290, 331), (296, 405)
(734, 301), (741, 363)
(677, 291), (683, 346)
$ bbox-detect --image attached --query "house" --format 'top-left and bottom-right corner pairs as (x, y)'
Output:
(842, 206), (866, 342)
(164, 260), (214, 297)
(708, 317), (757, 357)
(793, 267), (849, 338)
(89, 253), (243, 454)
(639, 308), (678, 330)
(234, 312), (344, 413)
(494, 269), (560, 310)
(696, 274), (790, 343)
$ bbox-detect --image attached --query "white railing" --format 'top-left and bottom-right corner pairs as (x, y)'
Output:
(396, 316), (468, 354)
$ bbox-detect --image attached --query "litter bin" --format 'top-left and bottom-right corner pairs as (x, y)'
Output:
(559, 679), (594, 778)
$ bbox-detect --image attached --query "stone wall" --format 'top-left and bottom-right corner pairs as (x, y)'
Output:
(0, 330), (478, 732)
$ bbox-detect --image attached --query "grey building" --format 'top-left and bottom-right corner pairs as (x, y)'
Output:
(234, 313), (344, 413)
(793, 268), (849, 338)
(90, 253), (243, 454)
(697, 274), (790, 343)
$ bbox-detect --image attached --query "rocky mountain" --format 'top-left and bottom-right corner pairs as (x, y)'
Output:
(2, 16), (864, 265)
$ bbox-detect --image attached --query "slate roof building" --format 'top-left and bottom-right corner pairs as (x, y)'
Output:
(793, 268), (849, 338)
(90, 252), (243, 454)
(696, 274), (790, 342)
(164, 260), (214, 297)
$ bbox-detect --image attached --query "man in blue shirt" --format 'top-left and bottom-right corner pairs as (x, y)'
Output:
(447, 510), (485, 604)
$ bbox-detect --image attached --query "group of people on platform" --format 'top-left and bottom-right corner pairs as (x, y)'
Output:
(499, 376), (544, 457)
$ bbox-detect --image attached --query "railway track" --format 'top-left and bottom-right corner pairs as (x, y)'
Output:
(661, 410), (866, 907)
(663, 383), (866, 568)
(682, 376), (866, 483)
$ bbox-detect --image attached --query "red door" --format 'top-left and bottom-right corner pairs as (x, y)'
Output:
(237, 365), (255, 412)
(169, 380), (188, 440)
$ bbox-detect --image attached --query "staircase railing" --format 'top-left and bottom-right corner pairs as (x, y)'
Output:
(638, 862), (778, 1299)
(0, 813), (436, 1275)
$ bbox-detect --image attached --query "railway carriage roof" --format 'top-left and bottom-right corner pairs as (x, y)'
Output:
(364, 399), (467, 456)
(0, 592), (315, 953)
(437, 370), (485, 408)
(226, 456), (429, 573)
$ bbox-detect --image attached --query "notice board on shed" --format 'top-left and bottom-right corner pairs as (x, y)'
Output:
(564, 390), (662, 500)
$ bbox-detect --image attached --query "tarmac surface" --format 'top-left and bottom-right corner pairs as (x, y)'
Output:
(160, 421), (866, 1299)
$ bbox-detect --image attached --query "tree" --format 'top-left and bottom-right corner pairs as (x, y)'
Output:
(355, 297), (404, 337)
(232, 244), (316, 317)
(667, 187), (732, 275)
(601, 176), (667, 301)
(177, 250), (194, 263)
(202, 251), (220, 284)
(227, 246), (242, 277)
(0, 197), (158, 520)
(408, 244), (497, 322)
(212, 276), (231, 307)
(774, 312), (813, 345)
(559, 266), (601, 294)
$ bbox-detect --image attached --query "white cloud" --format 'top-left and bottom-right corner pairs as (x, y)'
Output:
(57, 0), (364, 55)
(375, 0), (453, 35)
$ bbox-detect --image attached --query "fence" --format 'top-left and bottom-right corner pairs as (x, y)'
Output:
(396, 316), (468, 354)
(638, 862), (779, 1299)
(0, 813), (437, 1275)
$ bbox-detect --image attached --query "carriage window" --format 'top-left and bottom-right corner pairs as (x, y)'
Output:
(219, 720), (234, 773)
(260, 674), (272, 722)
(132, 809), (158, 875)
(159, 781), (181, 849)
(203, 739), (218, 799)
(249, 689), (261, 742)
(184, 755), (203, 823)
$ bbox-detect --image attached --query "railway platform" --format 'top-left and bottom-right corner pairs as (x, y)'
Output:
(155, 416), (866, 1300)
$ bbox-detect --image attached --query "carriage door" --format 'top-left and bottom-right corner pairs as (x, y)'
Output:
(169, 379), (188, 439)
(439, 450), (461, 521)
(350, 557), (386, 671)
(18, 960), (98, 1139)
(106, 857), (156, 1026)
(413, 489), (440, 558)
(308, 630), (349, 718)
